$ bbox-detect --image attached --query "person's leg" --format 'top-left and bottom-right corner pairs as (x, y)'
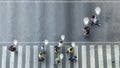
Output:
(91, 21), (94, 25)
(94, 20), (101, 26)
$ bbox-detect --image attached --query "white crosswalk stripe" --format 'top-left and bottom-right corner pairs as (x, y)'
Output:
(114, 45), (119, 68)
(74, 46), (79, 68)
(90, 45), (95, 68)
(106, 45), (112, 68)
(49, 46), (54, 68)
(17, 46), (23, 68)
(0, 45), (120, 68)
(1, 46), (7, 68)
(33, 46), (38, 68)
(65, 45), (70, 68)
(41, 46), (46, 68)
(98, 45), (104, 68)
(9, 52), (15, 68)
(25, 46), (30, 68)
(82, 45), (87, 68)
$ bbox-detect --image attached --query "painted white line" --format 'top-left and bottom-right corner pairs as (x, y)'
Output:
(74, 46), (78, 68)
(58, 47), (62, 68)
(0, 42), (120, 44)
(1, 46), (7, 68)
(9, 52), (15, 68)
(41, 46), (46, 68)
(65, 46), (70, 68)
(17, 46), (23, 68)
(90, 45), (95, 68)
(33, 46), (38, 68)
(0, 1), (120, 3)
(82, 45), (87, 68)
(98, 45), (104, 68)
(49, 46), (54, 68)
(106, 45), (112, 68)
(25, 46), (30, 68)
(58, 60), (62, 68)
(114, 45), (119, 68)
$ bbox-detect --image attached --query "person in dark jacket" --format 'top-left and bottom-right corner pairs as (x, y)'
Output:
(84, 26), (90, 36)
(54, 45), (61, 53)
(69, 56), (77, 62)
(7, 45), (16, 52)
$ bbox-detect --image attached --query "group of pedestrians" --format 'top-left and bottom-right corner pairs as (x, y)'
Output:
(83, 15), (101, 37)
(84, 7), (101, 37)
(54, 41), (77, 65)
(66, 45), (77, 62)
(54, 40), (64, 65)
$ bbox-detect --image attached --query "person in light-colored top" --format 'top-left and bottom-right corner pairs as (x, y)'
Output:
(90, 15), (101, 26)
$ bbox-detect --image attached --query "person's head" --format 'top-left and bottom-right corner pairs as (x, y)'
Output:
(40, 52), (42, 55)
(57, 60), (60, 63)
(92, 15), (95, 18)
(84, 26), (88, 29)
(70, 48), (73, 51)
(74, 56), (77, 58)
(59, 40), (63, 43)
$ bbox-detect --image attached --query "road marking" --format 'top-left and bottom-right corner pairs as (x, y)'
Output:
(114, 45), (119, 68)
(9, 52), (15, 68)
(98, 45), (104, 68)
(58, 47), (62, 68)
(65, 45), (70, 68)
(74, 46), (78, 68)
(82, 45), (87, 68)
(41, 46), (46, 68)
(90, 45), (95, 68)
(106, 45), (112, 68)
(17, 46), (22, 68)
(0, 1), (120, 3)
(1, 42), (120, 44)
(49, 46), (54, 68)
(33, 46), (38, 68)
(1, 46), (7, 68)
(25, 46), (30, 68)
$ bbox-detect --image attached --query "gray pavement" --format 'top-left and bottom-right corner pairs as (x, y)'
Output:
(0, 2), (120, 42)
(0, 44), (120, 68)
(0, 1), (120, 68)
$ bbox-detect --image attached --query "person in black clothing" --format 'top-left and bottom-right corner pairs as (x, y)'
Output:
(84, 26), (90, 36)
(7, 45), (16, 52)
(69, 56), (77, 62)
(54, 45), (61, 53)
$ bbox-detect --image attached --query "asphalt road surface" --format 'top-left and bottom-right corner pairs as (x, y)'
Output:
(0, 1), (120, 68)
(0, 2), (120, 42)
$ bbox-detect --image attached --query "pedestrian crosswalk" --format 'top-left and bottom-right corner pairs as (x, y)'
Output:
(0, 44), (120, 68)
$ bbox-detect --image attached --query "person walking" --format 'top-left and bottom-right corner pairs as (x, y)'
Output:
(69, 56), (77, 62)
(38, 51), (45, 61)
(90, 15), (101, 26)
(66, 47), (74, 54)
(54, 57), (61, 64)
(84, 26), (90, 36)
(7, 45), (16, 52)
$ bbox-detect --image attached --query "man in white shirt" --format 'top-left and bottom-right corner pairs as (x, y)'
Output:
(90, 15), (101, 26)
